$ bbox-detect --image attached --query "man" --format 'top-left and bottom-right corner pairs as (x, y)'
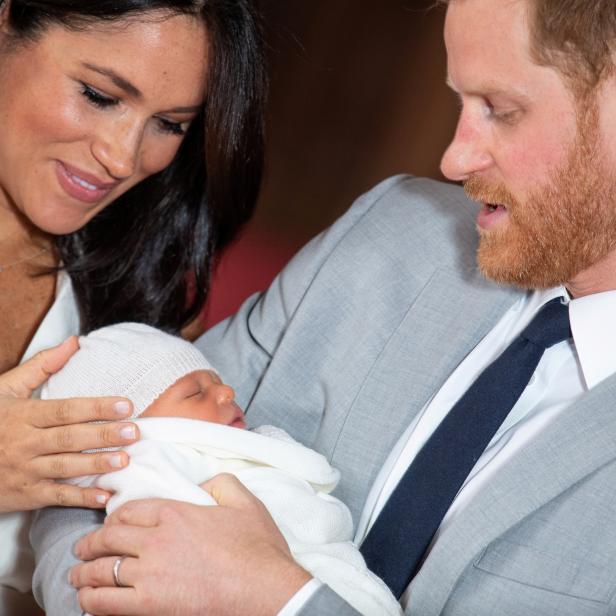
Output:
(31, 0), (616, 614)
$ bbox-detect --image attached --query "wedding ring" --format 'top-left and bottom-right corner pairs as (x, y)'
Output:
(112, 555), (128, 588)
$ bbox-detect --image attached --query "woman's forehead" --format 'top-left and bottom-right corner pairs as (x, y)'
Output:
(23, 14), (209, 106)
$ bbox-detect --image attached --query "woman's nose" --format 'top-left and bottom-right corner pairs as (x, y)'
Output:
(91, 120), (142, 180)
(440, 115), (492, 182)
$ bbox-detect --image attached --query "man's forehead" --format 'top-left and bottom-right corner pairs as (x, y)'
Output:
(444, 0), (538, 95)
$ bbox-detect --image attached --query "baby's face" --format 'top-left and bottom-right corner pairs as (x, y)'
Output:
(141, 370), (246, 428)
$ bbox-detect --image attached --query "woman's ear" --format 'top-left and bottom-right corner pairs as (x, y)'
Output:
(0, 0), (10, 34)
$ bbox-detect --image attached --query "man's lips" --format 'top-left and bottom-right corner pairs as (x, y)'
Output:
(477, 202), (508, 230)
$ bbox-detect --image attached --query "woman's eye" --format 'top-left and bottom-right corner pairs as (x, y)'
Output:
(156, 117), (188, 136)
(81, 84), (119, 109)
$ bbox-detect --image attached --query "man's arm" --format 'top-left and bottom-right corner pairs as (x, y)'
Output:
(31, 175), (414, 615)
(194, 175), (411, 411)
(31, 505), (104, 615)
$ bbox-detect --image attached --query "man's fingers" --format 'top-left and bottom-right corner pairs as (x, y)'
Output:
(32, 450), (129, 479)
(36, 481), (111, 510)
(71, 556), (139, 589)
(75, 525), (147, 561)
(30, 396), (133, 428)
(106, 499), (168, 528)
(34, 420), (139, 455)
(201, 473), (258, 508)
(0, 337), (79, 398)
(77, 586), (140, 616)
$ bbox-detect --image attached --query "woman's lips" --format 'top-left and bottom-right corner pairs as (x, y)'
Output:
(55, 161), (117, 204)
(477, 202), (508, 230)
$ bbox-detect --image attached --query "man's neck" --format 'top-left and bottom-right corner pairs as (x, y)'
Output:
(566, 250), (616, 298)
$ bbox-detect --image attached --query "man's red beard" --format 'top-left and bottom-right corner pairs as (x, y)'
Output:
(464, 105), (616, 289)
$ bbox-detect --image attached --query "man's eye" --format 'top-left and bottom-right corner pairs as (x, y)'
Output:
(485, 100), (519, 125)
(81, 84), (119, 109)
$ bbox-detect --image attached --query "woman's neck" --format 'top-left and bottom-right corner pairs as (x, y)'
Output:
(0, 196), (54, 257)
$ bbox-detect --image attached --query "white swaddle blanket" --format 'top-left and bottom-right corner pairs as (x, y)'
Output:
(72, 417), (401, 616)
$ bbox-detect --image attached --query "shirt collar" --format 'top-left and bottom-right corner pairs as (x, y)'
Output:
(567, 289), (616, 390)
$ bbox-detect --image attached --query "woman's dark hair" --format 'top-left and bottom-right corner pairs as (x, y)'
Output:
(1, 0), (266, 333)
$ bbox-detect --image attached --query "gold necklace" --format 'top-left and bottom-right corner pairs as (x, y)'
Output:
(0, 247), (49, 273)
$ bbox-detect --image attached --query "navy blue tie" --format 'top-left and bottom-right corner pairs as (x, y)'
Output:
(360, 297), (571, 598)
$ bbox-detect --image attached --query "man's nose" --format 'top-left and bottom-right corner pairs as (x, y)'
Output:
(91, 120), (142, 180)
(440, 115), (492, 182)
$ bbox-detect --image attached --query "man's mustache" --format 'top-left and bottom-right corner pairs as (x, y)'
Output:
(464, 176), (518, 211)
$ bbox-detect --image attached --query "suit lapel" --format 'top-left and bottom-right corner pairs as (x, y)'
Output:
(330, 266), (519, 519)
(410, 372), (616, 615)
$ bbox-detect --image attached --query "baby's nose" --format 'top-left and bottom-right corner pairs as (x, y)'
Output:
(214, 384), (235, 405)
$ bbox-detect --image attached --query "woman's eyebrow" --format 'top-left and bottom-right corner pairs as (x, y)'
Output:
(81, 62), (142, 99)
(164, 104), (202, 114)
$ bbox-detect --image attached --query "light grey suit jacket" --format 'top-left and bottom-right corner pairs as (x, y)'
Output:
(31, 176), (616, 616)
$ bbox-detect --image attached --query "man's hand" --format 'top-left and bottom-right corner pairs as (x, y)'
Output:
(70, 474), (312, 616)
(0, 336), (139, 511)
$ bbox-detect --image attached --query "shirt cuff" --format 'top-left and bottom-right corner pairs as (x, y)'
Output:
(277, 578), (323, 616)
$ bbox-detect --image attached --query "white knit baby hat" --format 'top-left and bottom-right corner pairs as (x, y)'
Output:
(41, 322), (212, 418)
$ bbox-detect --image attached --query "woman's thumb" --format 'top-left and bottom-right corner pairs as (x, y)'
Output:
(0, 336), (79, 398)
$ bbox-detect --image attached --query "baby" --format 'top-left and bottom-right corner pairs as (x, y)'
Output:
(39, 323), (401, 616)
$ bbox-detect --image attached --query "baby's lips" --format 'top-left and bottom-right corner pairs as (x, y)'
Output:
(228, 401), (247, 428)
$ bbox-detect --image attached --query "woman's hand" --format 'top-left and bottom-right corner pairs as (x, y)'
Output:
(0, 336), (139, 512)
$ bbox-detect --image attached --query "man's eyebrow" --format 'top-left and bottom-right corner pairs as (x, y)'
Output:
(82, 63), (143, 99)
(445, 75), (528, 101)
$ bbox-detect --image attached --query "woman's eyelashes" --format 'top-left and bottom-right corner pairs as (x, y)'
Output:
(81, 83), (119, 109)
(80, 83), (188, 136)
(155, 117), (188, 136)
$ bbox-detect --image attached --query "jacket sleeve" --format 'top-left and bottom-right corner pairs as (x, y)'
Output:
(194, 175), (410, 412)
(30, 505), (104, 615)
(297, 583), (362, 615)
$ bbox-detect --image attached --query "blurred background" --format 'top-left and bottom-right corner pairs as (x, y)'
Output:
(203, 0), (460, 327)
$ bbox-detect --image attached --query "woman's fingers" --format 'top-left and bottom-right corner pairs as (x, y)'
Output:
(0, 337), (79, 398)
(31, 450), (129, 479)
(0, 338), (140, 512)
(28, 396), (133, 428)
(33, 420), (138, 456)
(36, 481), (111, 509)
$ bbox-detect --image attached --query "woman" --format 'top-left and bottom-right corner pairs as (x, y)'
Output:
(0, 0), (265, 610)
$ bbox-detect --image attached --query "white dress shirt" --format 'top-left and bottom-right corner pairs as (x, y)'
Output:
(282, 286), (616, 613)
